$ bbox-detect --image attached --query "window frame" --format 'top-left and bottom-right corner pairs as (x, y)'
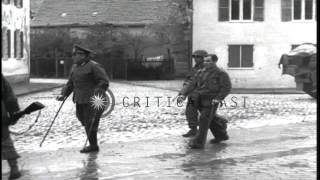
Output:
(292, 0), (316, 21)
(228, 44), (255, 69)
(229, 0), (254, 22)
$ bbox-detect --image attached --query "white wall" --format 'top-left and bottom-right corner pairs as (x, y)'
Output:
(193, 0), (317, 88)
(2, 0), (30, 83)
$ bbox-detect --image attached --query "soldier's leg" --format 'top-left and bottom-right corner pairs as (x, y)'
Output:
(8, 158), (21, 179)
(2, 129), (21, 179)
(183, 98), (199, 137)
(190, 107), (211, 149)
(209, 114), (229, 144)
(89, 108), (103, 147)
(82, 104), (102, 148)
(76, 104), (85, 127)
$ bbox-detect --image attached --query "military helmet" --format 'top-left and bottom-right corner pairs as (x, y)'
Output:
(192, 50), (208, 58)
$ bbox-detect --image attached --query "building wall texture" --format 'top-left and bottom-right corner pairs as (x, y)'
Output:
(2, 0), (30, 84)
(193, 0), (316, 88)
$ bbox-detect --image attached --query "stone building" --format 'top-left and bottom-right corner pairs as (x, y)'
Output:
(2, 0), (30, 84)
(193, 0), (316, 88)
(30, 0), (192, 79)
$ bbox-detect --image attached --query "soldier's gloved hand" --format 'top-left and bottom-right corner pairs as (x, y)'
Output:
(211, 99), (221, 105)
(56, 95), (66, 101)
(177, 95), (186, 104)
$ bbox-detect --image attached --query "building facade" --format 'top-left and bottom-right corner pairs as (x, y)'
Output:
(2, 0), (30, 84)
(193, 0), (316, 88)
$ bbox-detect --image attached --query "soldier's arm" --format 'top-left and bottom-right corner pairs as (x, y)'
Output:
(215, 71), (232, 101)
(179, 72), (198, 96)
(92, 63), (109, 92)
(61, 66), (74, 97)
(182, 71), (193, 87)
(2, 76), (20, 113)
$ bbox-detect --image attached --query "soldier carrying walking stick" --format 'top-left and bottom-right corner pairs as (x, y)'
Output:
(177, 54), (232, 149)
(57, 44), (109, 153)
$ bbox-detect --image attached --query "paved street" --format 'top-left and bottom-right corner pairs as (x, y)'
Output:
(2, 81), (317, 179)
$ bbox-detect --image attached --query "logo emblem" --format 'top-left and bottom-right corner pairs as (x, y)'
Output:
(90, 89), (115, 118)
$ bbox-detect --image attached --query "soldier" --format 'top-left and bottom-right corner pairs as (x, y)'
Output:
(1, 74), (22, 179)
(177, 54), (232, 149)
(182, 50), (207, 137)
(57, 44), (109, 153)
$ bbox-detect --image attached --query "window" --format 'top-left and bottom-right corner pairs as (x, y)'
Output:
(228, 45), (254, 68)
(7, 30), (11, 58)
(2, 28), (6, 59)
(282, 0), (316, 21)
(14, 30), (22, 59)
(219, 0), (264, 21)
(20, 32), (24, 58)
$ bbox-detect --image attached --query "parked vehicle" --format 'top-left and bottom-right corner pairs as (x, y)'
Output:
(278, 43), (317, 98)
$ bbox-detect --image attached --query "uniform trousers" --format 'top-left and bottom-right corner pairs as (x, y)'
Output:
(76, 104), (104, 147)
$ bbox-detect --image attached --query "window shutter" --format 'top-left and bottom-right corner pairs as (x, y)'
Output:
(219, 0), (229, 21)
(241, 45), (253, 67)
(254, 0), (264, 21)
(281, 0), (292, 21)
(228, 45), (240, 67)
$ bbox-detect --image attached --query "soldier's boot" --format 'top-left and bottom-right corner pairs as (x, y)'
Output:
(8, 159), (21, 179)
(182, 127), (197, 137)
(210, 134), (229, 144)
(210, 116), (229, 144)
(80, 131), (99, 153)
(189, 119), (210, 149)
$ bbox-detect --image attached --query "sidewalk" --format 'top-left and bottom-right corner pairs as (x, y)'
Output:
(12, 78), (304, 97)
(1, 121), (316, 179)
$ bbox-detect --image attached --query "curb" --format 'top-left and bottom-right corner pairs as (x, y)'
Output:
(113, 81), (305, 94)
(16, 84), (64, 97)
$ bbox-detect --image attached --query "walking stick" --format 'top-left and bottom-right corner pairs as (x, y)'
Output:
(40, 98), (67, 147)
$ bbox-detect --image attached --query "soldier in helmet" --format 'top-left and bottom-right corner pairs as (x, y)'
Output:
(57, 44), (109, 153)
(1, 74), (22, 179)
(177, 54), (231, 149)
(182, 50), (208, 137)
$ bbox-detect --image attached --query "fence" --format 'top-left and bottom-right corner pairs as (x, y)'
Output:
(30, 56), (175, 80)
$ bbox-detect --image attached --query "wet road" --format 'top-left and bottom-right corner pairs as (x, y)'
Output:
(1, 82), (317, 179)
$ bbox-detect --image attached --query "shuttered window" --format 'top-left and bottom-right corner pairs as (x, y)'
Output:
(228, 45), (254, 68)
(219, 0), (263, 21)
(282, 0), (316, 21)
